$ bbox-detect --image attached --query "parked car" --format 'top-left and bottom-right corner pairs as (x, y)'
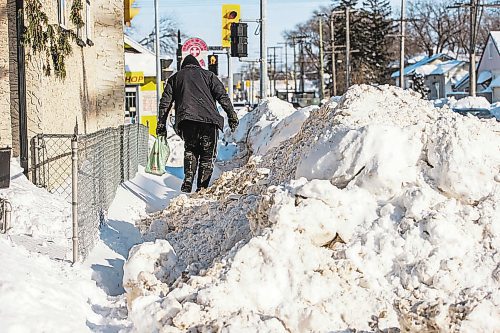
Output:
(452, 107), (497, 121)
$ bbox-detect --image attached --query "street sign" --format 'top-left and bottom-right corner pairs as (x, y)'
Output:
(181, 37), (209, 69)
(125, 71), (144, 84)
(209, 46), (224, 51)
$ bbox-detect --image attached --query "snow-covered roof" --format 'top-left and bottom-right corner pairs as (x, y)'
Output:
(124, 35), (155, 56)
(415, 59), (466, 76)
(124, 35), (173, 77)
(391, 53), (453, 78)
(454, 72), (469, 89)
(478, 71), (492, 84)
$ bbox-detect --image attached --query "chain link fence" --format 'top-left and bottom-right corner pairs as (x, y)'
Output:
(31, 123), (149, 261)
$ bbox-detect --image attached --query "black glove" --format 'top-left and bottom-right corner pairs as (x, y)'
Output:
(156, 122), (167, 136)
(228, 113), (239, 132)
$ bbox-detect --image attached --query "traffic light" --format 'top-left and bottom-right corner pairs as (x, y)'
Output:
(208, 54), (219, 75)
(222, 4), (240, 48)
(230, 22), (248, 57)
(124, 0), (140, 27)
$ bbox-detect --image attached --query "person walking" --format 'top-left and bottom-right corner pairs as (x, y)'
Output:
(156, 55), (239, 193)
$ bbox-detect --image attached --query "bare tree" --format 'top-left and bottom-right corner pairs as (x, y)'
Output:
(406, 0), (499, 58)
(125, 17), (185, 56)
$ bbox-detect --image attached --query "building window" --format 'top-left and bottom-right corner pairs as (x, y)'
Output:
(125, 90), (138, 123)
(58, 0), (66, 27)
(85, 0), (93, 45)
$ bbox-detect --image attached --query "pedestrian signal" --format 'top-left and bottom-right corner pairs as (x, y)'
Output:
(208, 54), (219, 75)
(222, 4), (240, 48)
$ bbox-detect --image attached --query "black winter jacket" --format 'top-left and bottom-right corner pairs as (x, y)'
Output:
(158, 55), (236, 134)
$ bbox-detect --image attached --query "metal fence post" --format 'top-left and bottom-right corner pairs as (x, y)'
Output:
(31, 136), (39, 186)
(71, 136), (79, 263)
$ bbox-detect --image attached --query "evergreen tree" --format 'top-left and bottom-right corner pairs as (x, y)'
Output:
(360, 0), (394, 84)
(331, 0), (367, 92)
(411, 73), (430, 98)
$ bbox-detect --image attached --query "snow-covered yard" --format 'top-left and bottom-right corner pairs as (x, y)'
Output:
(1, 84), (499, 332)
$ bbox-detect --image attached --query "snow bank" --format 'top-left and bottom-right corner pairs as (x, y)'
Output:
(0, 238), (106, 332)
(130, 85), (500, 332)
(0, 161), (71, 247)
(123, 240), (182, 307)
(448, 96), (491, 110)
(226, 97), (319, 157)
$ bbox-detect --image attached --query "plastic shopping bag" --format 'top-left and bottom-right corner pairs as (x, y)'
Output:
(145, 135), (170, 176)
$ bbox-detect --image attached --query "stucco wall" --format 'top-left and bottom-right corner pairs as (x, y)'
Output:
(24, 0), (124, 139)
(92, 0), (125, 130)
(0, 0), (12, 148)
(7, 0), (19, 156)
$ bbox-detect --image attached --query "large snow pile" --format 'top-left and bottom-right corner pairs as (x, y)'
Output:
(129, 85), (500, 332)
(226, 97), (319, 157)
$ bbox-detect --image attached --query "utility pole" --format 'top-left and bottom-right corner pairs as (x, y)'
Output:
(470, 0), (477, 96)
(273, 47), (277, 95)
(399, 0), (406, 89)
(345, 6), (351, 90)
(299, 39), (305, 92)
(260, 0), (268, 99)
(278, 42), (289, 101)
(319, 16), (325, 100)
(154, 0), (161, 112)
(268, 46), (282, 96)
(292, 37), (297, 93)
(330, 12), (337, 97)
(448, 1), (499, 97)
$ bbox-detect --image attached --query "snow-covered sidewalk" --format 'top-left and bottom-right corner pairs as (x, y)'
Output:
(0, 163), (182, 332)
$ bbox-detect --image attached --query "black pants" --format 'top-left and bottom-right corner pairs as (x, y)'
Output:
(179, 120), (218, 190)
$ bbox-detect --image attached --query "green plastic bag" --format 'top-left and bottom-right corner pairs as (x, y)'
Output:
(145, 135), (170, 176)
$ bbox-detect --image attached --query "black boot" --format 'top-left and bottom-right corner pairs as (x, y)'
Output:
(182, 150), (197, 193)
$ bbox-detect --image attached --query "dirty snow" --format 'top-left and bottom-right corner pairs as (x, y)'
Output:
(127, 85), (500, 332)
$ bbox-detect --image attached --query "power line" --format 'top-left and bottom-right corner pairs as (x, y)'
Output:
(134, 0), (332, 7)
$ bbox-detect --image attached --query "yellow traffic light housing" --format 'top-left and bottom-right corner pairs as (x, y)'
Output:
(124, 0), (140, 27)
(222, 4), (240, 48)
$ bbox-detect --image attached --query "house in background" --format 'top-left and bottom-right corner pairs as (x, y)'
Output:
(391, 53), (454, 90)
(454, 31), (500, 103)
(418, 60), (469, 100)
(0, 0), (125, 173)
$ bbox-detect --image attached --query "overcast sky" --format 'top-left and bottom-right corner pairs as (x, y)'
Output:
(131, 0), (402, 75)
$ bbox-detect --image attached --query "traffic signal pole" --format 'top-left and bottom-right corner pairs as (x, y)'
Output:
(260, 0), (268, 99)
(227, 48), (233, 104)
